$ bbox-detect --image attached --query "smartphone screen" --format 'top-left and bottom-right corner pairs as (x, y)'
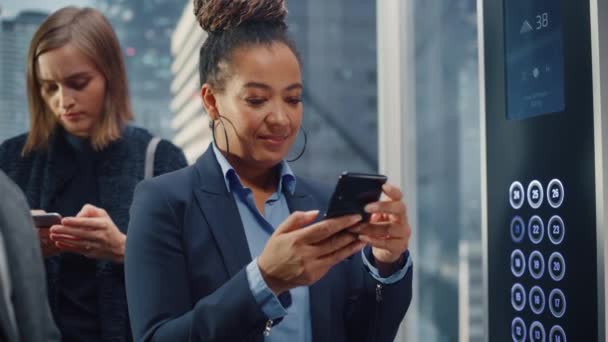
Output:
(324, 172), (387, 221)
(32, 213), (62, 228)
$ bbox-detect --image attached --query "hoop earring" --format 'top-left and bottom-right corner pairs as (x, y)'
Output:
(287, 126), (307, 162)
(210, 116), (230, 156)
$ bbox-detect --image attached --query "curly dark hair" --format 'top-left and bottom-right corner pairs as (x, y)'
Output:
(193, 0), (299, 89)
(194, 0), (287, 32)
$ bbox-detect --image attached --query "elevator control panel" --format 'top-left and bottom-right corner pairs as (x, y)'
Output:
(482, 0), (599, 341)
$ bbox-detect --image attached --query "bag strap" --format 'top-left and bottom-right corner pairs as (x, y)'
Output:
(144, 137), (161, 180)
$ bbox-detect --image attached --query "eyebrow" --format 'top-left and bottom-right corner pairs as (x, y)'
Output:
(243, 82), (303, 92)
(38, 71), (92, 83)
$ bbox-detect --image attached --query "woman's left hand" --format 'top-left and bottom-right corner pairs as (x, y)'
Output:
(349, 183), (411, 270)
(49, 204), (126, 263)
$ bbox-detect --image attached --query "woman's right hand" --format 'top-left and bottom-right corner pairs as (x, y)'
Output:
(257, 211), (365, 295)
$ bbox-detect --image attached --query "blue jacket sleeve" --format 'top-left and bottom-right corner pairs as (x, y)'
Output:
(125, 179), (269, 342)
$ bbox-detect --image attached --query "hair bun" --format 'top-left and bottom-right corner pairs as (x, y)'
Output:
(193, 0), (287, 32)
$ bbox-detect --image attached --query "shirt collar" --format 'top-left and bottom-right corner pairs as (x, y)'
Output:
(212, 143), (296, 195)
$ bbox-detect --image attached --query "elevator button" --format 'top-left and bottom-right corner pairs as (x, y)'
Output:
(529, 286), (545, 314)
(547, 179), (565, 208)
(549, 289), (566, 318)
(530, 321), (546, 342)
(512, 317), (527, 342)
(511, 249), (526, 277)
(511, 216), (526, 243)
(547, 215), (565, 245)
(509, 181), (526, 210)
(549, 325), (566, 342)
(527, 180), (544, 209)
(529, 251), (545, 280)
(511, 283), (526, 311)
(510, 181), (525, 209)
(528, 215), (545, 244)
(548, 252), (566, 282)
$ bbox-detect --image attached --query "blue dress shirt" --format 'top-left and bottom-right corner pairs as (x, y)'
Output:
(211, 144), (411, 341)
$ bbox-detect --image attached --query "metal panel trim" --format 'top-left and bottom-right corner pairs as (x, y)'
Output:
(477, 0), (489, 340)
(590, 0), (608, 340)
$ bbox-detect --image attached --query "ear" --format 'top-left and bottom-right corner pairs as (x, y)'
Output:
(200, 84), (219, 121)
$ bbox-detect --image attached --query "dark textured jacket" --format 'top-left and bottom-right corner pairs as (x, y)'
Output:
(0, 126), (188, 342)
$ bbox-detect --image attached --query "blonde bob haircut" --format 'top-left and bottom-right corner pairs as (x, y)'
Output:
(23, 6), (133, 155)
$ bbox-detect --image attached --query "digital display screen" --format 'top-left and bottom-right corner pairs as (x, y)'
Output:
(504, 0), (565, 120)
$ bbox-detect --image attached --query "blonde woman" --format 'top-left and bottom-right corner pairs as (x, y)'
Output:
(0, 7), (187, 342)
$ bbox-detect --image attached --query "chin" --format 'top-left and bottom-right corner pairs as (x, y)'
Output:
(63, 125), (92, 138)
(269, 148), (290, 161)
(261, 156), (284, 166)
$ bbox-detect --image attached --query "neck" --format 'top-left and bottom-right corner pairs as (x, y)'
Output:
(226, 153), (279, 193)
(62, 128), (92, 152)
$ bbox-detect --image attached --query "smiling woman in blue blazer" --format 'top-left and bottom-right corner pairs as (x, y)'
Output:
(125, 1), (413, 341)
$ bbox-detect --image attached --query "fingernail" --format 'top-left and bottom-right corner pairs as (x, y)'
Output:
(352, 214), (362, 223)
(307, 210), (320, 216)
(364, 204), (376, 213)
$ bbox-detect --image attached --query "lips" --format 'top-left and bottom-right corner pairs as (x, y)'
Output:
(259, 134), (289, 148)
(63, 112), (84, 120)
(260, 135), (287, 143)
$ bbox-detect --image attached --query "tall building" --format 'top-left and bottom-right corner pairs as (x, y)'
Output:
(170, 0), (209, 162)
(96, 0), (182, 140)
(0, 11), (47, 142)
(286, 0), (379, 182)
(458, 241), (484, 342)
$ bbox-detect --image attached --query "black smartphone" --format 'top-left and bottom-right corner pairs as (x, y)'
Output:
(32, 213), (62, 228)
(324, 172), (388, 221)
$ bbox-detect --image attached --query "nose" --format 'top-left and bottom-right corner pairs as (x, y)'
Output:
(266, 101), (291, 127)
(57, 87), (75, 113)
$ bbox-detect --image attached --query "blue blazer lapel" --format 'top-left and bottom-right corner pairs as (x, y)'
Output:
(193, 146), (252, 278)
(285, 184), (332, 342)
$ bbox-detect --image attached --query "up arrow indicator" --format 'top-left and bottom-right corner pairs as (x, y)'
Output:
(520, 20), (533, 34)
